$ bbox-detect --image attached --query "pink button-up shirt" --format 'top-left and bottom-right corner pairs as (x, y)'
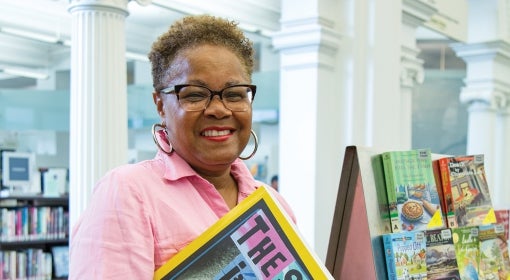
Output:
(69, 150), (295, 279)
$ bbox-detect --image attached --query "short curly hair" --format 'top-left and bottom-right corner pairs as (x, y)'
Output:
(148, 15), (255, 92)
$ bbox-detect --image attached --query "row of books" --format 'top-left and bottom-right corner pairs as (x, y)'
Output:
(383, 223), (510, 280)
(374, 148), (510, 279)
(374, 149), (497, 234)
(0, 248), (53, 280)
(0, 206), (68, 242)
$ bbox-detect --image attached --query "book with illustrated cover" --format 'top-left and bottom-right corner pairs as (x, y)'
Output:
(478, 224), (510, 280)
(495, 209), (510, 242)
(452, 226), (480, 280)
(382, 149), (445, 233)
(153, 186), (333, 280)
(438, 154), (496, 228)
(382, 230), (427, 280)
(426, 228), (461, 280)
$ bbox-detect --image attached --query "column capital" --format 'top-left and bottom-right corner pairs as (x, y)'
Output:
(399, 0), (435, 89)
(132, 0), (151, 6)
(460, 87), (508, 111)
(452, 40), (510, 111)
(400, 46), (425, 88)
(68, 0), (130, 15)
(272, 16), (342, 70)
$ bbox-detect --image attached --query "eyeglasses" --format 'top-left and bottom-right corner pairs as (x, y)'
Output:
(160, 84), (257, 112)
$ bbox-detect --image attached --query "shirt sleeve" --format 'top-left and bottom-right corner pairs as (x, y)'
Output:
(69, 170), (155, 279)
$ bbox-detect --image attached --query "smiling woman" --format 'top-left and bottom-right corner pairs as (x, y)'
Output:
(68, 14), (295, 280)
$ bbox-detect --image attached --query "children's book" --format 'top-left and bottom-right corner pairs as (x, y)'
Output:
(495, 209), (510, 242)
(438, 154), (496, 228)
(452, 226), (480, 280)
(382, 230), (427, 280)
(382, 149), (445, 233)
(478, 224), (510, 280)
(425, 228), (461, 280)
(153, 186), (334, 280)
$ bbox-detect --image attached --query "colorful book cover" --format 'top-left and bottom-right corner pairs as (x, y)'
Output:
(426, 228), (461, 280)
(382, 230), (427, 280)
(153, 186), (334, 280)
(452, 226), (480, 280)
(382, 149), (445, 233)
(495, 209), (510, 242)
(478, 224), (510, 280)
(438, 155), (496, 228)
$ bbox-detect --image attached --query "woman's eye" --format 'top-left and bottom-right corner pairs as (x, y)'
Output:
(223, 91), (245, 101)
(181, 92), (208, 102)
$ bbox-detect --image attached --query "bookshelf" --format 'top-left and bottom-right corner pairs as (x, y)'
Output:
(0, 194), (69, 279)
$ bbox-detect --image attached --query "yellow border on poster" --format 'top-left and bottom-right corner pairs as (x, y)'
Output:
(154, 186), (332, 279)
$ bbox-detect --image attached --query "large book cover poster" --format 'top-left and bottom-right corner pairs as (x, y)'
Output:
(153, 186), (333, 280)
(452, 226), (480, 280)
(438, 154), (496, 228)
(425, 228), (461, 280)
(382, 230), (427, 280)
(382, 149), (445, 233)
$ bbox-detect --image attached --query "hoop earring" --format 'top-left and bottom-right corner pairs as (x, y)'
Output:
(239, 130), (258, 160)
(152, 123), (174, 155)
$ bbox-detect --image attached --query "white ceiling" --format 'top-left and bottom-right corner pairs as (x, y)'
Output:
(0, 0), (280, 86)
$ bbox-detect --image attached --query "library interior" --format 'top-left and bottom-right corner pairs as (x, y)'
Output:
(1, 0), (510, 279)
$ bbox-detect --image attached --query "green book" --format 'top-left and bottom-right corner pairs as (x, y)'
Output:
(452, 226), (480, 280)
(382, 149), (445, 233)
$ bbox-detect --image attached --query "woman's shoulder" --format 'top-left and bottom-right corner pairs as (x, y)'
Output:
(107, 157), (162, 177)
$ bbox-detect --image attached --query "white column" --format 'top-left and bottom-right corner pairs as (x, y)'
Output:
(272, 0), (344, 261)
(452, 41), (510, 209)
(67, 0), (149, 230)
(400, 0), (436, 149)
(451, 0), (510, 208)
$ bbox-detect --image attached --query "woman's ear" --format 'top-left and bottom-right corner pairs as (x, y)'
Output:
(153, 92), (164, 118)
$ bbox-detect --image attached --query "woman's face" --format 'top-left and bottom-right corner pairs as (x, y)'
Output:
(153, 44), (253, 175)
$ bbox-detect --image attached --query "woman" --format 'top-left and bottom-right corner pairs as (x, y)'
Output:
(69, 15), (295, 279)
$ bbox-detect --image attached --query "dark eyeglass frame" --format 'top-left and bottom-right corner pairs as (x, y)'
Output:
(159, 84), (257, 112)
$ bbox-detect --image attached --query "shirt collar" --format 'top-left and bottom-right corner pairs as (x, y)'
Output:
(154, 130), (260, 194)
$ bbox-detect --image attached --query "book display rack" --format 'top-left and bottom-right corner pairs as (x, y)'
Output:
(325, 146), (509, 280)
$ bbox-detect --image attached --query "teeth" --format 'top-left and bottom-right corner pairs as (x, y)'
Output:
(203, 130), (230, 137)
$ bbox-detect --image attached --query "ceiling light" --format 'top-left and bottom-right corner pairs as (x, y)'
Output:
(1, 67), (49, 80)
(126, 51), (149, 62)
(1, 27), (59, 44)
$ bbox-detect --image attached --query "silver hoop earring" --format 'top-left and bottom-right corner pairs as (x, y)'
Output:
(152, 123), (174, 155)
(239, 130), (258, 160)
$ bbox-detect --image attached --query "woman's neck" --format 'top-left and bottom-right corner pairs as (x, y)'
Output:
(203, 172), (239, 210)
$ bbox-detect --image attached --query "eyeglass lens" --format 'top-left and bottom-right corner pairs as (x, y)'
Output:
(177, 85), (253, 112)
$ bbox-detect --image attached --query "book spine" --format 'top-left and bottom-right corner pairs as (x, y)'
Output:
(372, 155), (391, 234)
(382, 234), (397, 280)
(431, 159), (447, 224)
(439, 157), (457, 228)
(382, 153), (401, 233)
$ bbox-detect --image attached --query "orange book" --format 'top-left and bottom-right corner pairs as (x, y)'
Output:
(438, 154), (496, 228)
